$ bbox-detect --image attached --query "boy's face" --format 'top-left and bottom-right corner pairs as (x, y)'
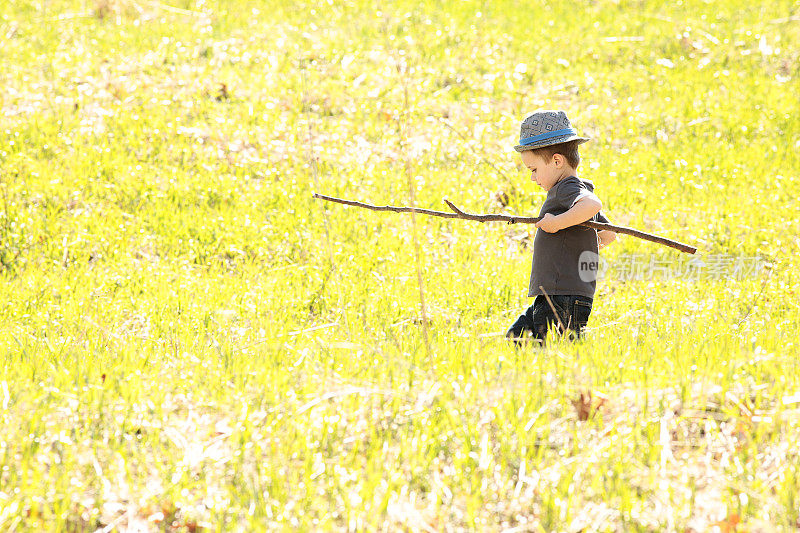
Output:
(520, 150), (565, 192)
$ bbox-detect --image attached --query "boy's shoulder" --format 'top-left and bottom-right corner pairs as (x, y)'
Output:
(551, 176), (596, 196)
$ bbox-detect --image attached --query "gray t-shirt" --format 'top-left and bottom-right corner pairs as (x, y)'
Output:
(528, 176), (609, 298)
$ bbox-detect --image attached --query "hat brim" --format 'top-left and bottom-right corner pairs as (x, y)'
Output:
(514, 135), (590, 152)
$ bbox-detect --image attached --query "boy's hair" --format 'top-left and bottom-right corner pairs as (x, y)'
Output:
(526, 140), (581, 168)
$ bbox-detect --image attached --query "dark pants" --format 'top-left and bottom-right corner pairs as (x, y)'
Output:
(506, 295), (593, 345)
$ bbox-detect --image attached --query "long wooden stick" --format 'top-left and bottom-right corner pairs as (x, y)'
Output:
(313, 193), (697, 254)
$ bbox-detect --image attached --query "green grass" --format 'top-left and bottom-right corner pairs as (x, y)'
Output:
(1, 0), (799, 530)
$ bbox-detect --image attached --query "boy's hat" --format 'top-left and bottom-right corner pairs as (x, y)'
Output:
(514, 110), (589, 152)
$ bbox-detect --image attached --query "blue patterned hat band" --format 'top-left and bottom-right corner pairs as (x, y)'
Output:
(514, 110), (589, 152)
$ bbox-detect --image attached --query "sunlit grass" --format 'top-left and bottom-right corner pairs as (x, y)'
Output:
(1, 0), (799, 530)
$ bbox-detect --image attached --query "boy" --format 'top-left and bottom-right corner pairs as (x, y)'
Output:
(505, 110), (617, 345)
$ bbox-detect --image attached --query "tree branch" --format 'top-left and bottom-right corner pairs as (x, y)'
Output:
(313, 193), (697, 254)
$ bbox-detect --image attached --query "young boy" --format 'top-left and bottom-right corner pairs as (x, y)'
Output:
(505, 110), (617, 345)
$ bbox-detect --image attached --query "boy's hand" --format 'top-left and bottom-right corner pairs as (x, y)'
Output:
(535, 213), (563, 233)
(598, 229), (617, 249)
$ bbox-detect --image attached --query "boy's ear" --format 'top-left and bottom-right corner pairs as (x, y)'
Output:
(552, 153), (565, 167)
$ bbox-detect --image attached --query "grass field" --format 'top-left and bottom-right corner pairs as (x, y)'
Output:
(1, 0), (800, 530)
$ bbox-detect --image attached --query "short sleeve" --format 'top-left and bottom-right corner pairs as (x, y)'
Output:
(556, 177), (598, 210)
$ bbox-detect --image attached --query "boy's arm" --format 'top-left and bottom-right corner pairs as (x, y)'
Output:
(536, 196), (602, 233)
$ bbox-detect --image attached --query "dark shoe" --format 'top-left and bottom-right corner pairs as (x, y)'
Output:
(505, 327), (526, 347)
